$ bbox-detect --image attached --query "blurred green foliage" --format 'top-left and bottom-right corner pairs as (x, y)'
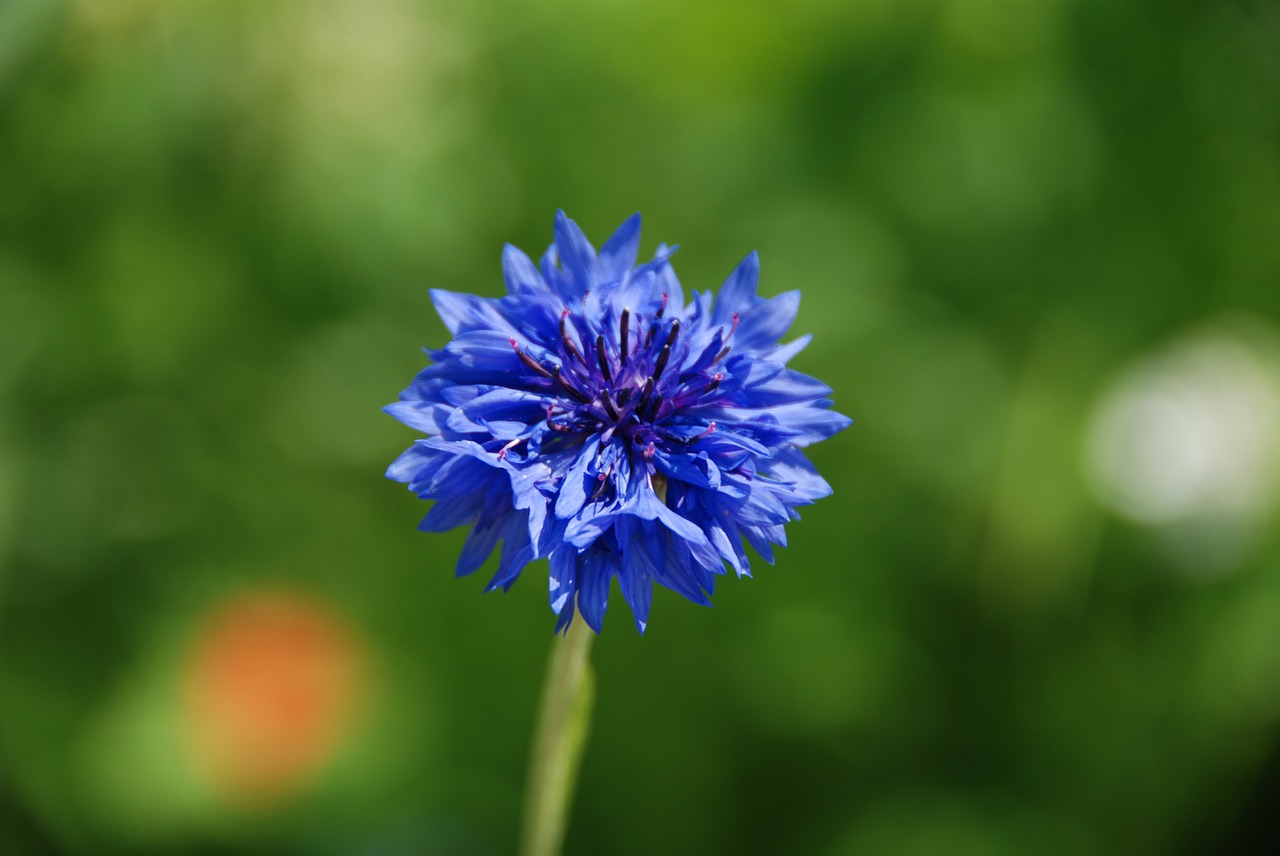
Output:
(2, 0), (1280, 853)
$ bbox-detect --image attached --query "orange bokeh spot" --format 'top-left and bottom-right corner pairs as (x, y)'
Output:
(182, 590), (364, 807)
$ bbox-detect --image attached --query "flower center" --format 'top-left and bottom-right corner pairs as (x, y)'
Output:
(514, 299), (738, 451)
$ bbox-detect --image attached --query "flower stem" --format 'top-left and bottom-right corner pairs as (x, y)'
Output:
(520, 615), (596, 856)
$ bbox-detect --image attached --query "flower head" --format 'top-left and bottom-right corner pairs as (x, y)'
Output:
(386, 212), (850, 633)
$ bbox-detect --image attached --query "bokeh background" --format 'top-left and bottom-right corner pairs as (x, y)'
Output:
(3, 0), (1280, 853)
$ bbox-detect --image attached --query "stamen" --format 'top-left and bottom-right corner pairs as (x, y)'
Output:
(653, 345), (672, 381)
(600, 391), (620, 421)
(619, 308), (631, 362)
(595, 334), (613, 383)
(706, 372), (723, 393)
(696, 421), (717, 440)
(664, 319), (681, 349)
(560, 310), (583, 363)
(497, 438), (522, 460)
(590, 464), (614, 500)
(642, 442), (656, 460)
(545, 405), (572, 432)
(511, 338), (554, 378)
(551, 364), (589, 403)
(655, 292), (669, 320)
(714, 313), (739, 363)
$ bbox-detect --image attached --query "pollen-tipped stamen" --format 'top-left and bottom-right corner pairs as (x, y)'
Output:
(590, 465), (614, 500)
(560, 310), (583, 364)
(653, 345), (671, 381)
(713, 312), (741, 363)
(512, 338), (555, 379)
(551, 364), (589, 403)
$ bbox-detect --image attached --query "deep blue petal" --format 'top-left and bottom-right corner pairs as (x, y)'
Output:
(457, 511), (506, 577)
(741, 524), (778, 565)
(576, 547), (612, 632)
(548, 547), (578, 618)
(653, 536), (713, 606)
(485, 512), (534, 592)
(418, 491), (483, 532)
(617, 520), (655, 633)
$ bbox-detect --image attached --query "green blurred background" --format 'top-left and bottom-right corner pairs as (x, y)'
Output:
(3, 0), (1280, 853)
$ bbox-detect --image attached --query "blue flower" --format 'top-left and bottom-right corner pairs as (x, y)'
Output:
(386, 212), (850, 633)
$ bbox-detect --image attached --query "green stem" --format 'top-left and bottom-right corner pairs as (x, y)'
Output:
(520, 614), (596, 856)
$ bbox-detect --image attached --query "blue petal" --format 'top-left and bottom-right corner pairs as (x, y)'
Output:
(653, 449), (721, 490)
(597, 212), (641, 284)
(564, 507), (616, 549)
(485, 512), (533, 592)
(554, 210), (597, 299)
(576, 547), (612, 632)
(768, 334), (812, 365)
(608, 268), (662, 319)
(625, 474), (710, 548)
(740, 369), (833, 407)
(734, 290), (800, 350)
(618, 520), (655, 633)
(457, 514), (504, 577)
(418, 491), (483, 532)
(502, 244), (543, 294)
(724, 355), (785, 389)
(653, 537), (713, 606)
(431, 289), (517, 337)
(408, 451), (494, 499)
(554, 436), (600, 519)
(386, 442), (433, 483)
(733, 478), (793, 527)
(764, 448), (834, 503)
(741, 524), (778, 564)
(429, 330), (525, 378)
(713, 251), (759, 326)
(549, 548), (578, 617)
(631, 244), (683, 311)
(445, 389), (550, 434)
(457, 481), (513, 576)
(383, 400), (450, 435)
